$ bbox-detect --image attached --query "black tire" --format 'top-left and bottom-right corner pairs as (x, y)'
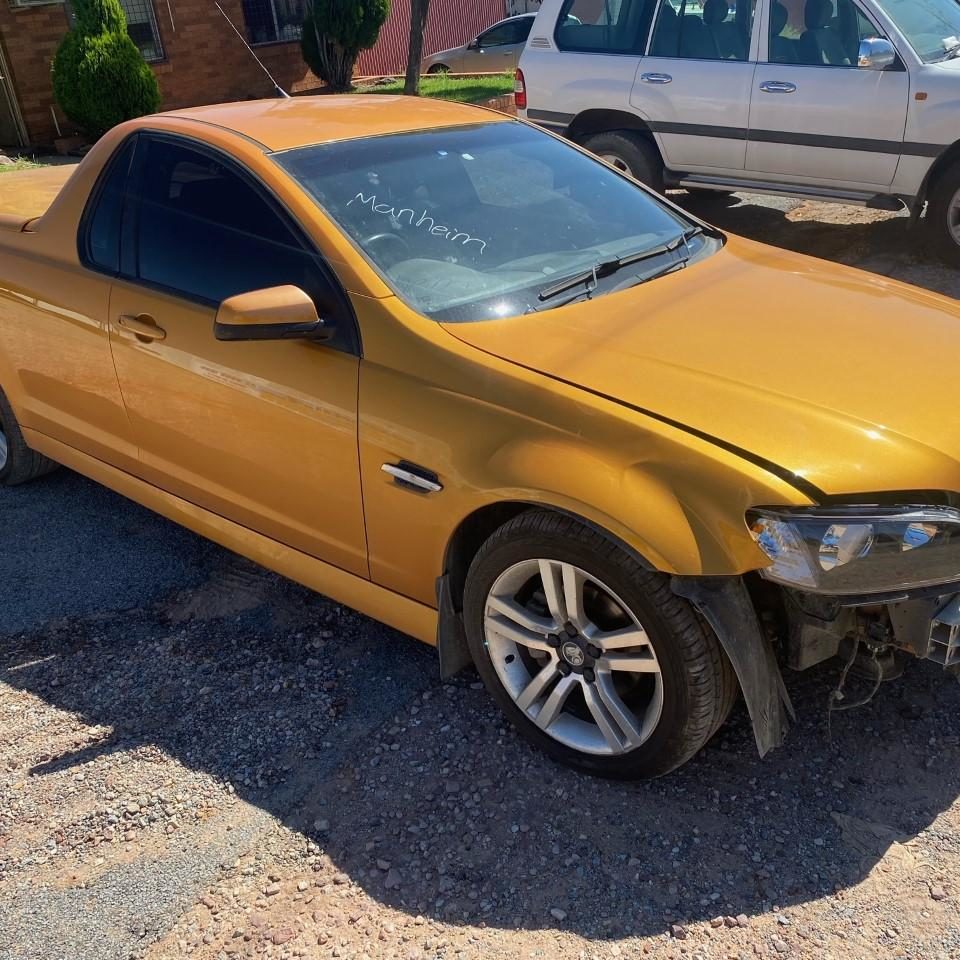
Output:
(427, 63), (450, 74)
(463, 511), (737, 779)
(581, 131), (664, 193)
(0, 387), (58, 486)
(925, 161), (960, 262)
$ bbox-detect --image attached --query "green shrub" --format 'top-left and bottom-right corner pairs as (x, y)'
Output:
(52, 0), (161, 138)
(302, 0), (390, 92)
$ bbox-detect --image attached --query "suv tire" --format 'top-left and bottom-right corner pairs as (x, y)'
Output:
(925, 160), (960, 262)
(0, 387), (59, 486)
(462, 510), (738, 779)
(581, 131), (664, 193)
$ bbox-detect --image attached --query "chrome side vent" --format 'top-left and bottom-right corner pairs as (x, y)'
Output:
(927, 595), (960, 668)
(530, 36), (551, 47)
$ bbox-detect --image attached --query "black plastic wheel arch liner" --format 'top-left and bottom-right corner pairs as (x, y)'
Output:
(671, 575), (794, 757)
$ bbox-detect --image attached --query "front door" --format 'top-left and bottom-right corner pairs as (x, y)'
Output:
(633, 0), (761, 173)
(745, 0), (909, 185)
(108, 134), (368, 576)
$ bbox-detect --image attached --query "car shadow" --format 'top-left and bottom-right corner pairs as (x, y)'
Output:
(674, 190), (960, 298)
(3, 471), (960, 944)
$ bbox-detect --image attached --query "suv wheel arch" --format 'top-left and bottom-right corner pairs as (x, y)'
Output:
(566, 108), (658, 148)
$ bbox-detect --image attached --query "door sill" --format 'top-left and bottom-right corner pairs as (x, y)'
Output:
(667, 172), (907, 210)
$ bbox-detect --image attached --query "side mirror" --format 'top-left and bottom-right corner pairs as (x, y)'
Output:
(858, 37), (896, 70)
(214, 285), (334, 342)
(467, 37), (480, 49)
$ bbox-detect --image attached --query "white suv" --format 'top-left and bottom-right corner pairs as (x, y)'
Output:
(515, 0), (960, 258)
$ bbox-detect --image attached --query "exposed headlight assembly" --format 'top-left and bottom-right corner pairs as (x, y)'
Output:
(747, 505), (960, 595)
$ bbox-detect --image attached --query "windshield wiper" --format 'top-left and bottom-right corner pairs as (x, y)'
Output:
(536, 227), (703, 304)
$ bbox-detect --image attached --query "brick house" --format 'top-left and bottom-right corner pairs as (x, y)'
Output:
(0, 0), (511, 149)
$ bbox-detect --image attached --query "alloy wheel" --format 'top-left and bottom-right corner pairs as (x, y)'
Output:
(598, 152), (632, 177)
(948, 186), (960, 246)
(483, 559), (663, 756)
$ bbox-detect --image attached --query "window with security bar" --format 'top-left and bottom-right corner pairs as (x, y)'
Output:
(120, 0), (164, 61)
(243, 0), (306, 44)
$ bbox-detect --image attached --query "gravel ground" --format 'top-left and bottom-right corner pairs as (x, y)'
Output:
(2, 194), (960, 960)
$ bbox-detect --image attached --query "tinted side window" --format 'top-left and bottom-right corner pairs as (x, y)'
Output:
(650, 0), (756, 60)
(82, 136), (137, 274)
(480, 19), (529, 45)
(135, 139), (333, 310)
(555, 0), (656, 52)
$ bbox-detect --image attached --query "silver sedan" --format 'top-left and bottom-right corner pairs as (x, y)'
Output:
(421, 14), (536, 74)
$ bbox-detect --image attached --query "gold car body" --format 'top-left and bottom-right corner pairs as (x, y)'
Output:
(2, 97), (959, 656)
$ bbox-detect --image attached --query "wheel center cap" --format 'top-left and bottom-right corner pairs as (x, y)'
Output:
(561, 641), (585, 667)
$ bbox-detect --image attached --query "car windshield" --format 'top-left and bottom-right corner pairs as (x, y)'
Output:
(881, 0), (960, 62)
(274, 122), (711, 322)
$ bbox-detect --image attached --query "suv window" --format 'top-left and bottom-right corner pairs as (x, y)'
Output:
(82, 135), (137, 274)
(769, 0), (885, 65)
(479, 17), (532, 46)
(555, 0), (657, 53)
(134, 138), (335, 310)
(650, 0), (757, 60)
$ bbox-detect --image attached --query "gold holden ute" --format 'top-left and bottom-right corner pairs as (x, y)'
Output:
(2, 98), (960, 780)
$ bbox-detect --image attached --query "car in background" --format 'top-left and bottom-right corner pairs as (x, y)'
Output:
(421, 13), (536, 73)
(516, 0), (960, 260)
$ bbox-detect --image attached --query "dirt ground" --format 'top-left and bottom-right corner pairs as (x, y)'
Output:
(2, 191), (960, 960)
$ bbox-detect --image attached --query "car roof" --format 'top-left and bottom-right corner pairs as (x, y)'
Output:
(161, 95), (510, 153)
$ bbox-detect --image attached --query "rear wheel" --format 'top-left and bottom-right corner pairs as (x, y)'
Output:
(0, 388), (58, 486)
(926, 160), (960, 262)
(427, 63), (450, 74)
(463, 511), (737, 779)
(581, 131), (664, 193)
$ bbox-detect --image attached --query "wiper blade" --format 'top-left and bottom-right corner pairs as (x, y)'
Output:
(536, 227), (703, 303)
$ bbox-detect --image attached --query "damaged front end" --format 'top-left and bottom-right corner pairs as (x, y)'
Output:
(675, 503), (960, 757)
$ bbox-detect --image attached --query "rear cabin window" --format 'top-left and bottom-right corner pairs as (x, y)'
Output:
(82, 135), (137, 274)
(555, 0), (657, 52)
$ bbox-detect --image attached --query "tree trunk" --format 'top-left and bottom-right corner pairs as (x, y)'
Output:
(404, 0), (431, 95)
(317, 29), (354, 91)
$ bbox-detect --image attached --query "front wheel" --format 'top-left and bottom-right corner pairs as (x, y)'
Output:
(463, 511), (737, 779)
(925, 161), (960, 262)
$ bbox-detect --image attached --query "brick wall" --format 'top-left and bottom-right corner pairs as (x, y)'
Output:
(0, 0), (321, 148)
(0, 1), (73, 146)
(149, 0), (320, 110)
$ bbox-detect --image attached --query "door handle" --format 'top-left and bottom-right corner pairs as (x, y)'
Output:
(759, 80), (797, 94)
(381, 462), (443, 493)
(117, 314), (166, 342)
(640, 72), (673, 84)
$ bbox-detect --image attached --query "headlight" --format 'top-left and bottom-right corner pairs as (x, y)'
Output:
(747, 505), (960, 595)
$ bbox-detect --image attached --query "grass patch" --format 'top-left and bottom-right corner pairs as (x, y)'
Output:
(0, 157), (46, 174)
(356, 72), (513, 104)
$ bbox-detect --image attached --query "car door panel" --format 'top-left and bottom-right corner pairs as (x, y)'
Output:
(109, 281), (367, 575)
(0, 137), (139, 472)
(108, 133), (368, 577)
(745, 0), (909, 185)
(745, 66), (908, 183)
(0, 266), (138, 473)
(633, 0), (761, 172)
(632, 60), (757, 170)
